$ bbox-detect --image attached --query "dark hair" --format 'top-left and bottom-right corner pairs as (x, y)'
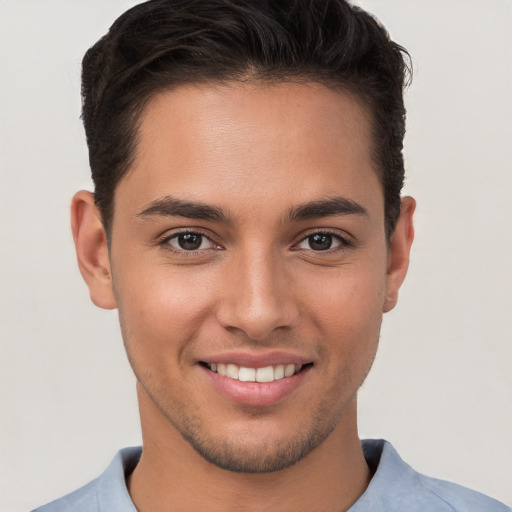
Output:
(81, 0), (411, 239)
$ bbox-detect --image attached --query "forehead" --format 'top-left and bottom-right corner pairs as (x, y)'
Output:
(116, 81), (382, 221)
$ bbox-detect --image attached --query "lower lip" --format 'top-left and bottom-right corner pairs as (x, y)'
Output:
(201, 365), (312, 406)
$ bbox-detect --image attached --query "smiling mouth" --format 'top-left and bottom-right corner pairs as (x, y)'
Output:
(201, 362), (313, 383)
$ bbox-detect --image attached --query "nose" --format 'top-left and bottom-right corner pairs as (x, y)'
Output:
(215, 249), (300, 341)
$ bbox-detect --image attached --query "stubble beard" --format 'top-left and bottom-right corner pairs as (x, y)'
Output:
(178, 406), (340, 473)
(139, 375), (354, 474)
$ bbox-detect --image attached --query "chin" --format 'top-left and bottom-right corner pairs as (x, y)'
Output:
(181, 425), (328, 473)
(166, 398), (348, 474)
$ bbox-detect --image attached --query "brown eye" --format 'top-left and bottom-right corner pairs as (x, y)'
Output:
(307, 233), (334, 251)
(296, 232), (348, 252)
(167, 232), (215, 251)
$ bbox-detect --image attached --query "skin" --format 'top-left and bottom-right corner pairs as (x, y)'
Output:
(72, 82), (415, 512)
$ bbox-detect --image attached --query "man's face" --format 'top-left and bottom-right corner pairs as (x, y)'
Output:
(102, 82), (402, 472)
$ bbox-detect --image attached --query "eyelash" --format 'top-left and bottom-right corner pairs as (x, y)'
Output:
(293, 229), (353, 253)
(158, 228), (352, 255)
(158, 229), (220, 255)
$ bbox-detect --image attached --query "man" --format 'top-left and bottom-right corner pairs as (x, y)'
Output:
(32, 0), (510, 510)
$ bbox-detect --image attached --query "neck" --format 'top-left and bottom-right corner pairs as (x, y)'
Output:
(128, 386), (371, 512)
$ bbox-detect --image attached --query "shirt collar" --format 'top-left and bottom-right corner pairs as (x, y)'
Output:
(349, 439), (419, 511)
(96, 440), (408, 511)
(97, 446), (141, 511)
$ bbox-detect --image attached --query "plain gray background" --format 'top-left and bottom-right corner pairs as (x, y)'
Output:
(1, 1), (511, 510)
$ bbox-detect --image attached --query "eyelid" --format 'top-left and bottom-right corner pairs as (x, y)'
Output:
(155, 227), (353, 254)
(158, 228), (222, 253)
(292, 228), (353, 251)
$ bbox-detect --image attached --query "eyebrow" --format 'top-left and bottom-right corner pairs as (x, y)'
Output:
(137, 196), (230, 222)
(136, 195), (367, 224)
(287, 197), (368, 222)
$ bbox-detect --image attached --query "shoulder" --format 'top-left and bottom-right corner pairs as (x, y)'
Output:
(31, 447), (141, 512)
(352, 439), (510, 512)
(31, 478), (101, 512)
(419, 473), (511, 512)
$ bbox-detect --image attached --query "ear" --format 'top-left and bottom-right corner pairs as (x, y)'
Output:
(71, 190), (117, 310)
(383, 196), (416, 313)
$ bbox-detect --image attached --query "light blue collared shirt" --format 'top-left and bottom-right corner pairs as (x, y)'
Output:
(32, 439), (510, 511)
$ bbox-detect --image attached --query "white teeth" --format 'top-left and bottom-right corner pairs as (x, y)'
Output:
(239, 367), (256, 382)
(256, 366), (274, 383)
(208, 362), (304, 382)
(226, 363), (239, 379)
(274, 364), (285, 380)
(284, 364), (296, 377)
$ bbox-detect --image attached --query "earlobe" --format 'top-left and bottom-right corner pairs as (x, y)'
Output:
(71, 190), (117, 310)
(383, 196), (416, 313)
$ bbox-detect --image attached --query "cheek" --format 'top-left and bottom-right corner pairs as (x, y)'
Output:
(112, 263), (215, 365)
(306, 258), (387, 326)
(304, 263), (386, 371)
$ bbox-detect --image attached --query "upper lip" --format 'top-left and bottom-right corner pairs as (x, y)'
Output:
(198, 350), (313, 368)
